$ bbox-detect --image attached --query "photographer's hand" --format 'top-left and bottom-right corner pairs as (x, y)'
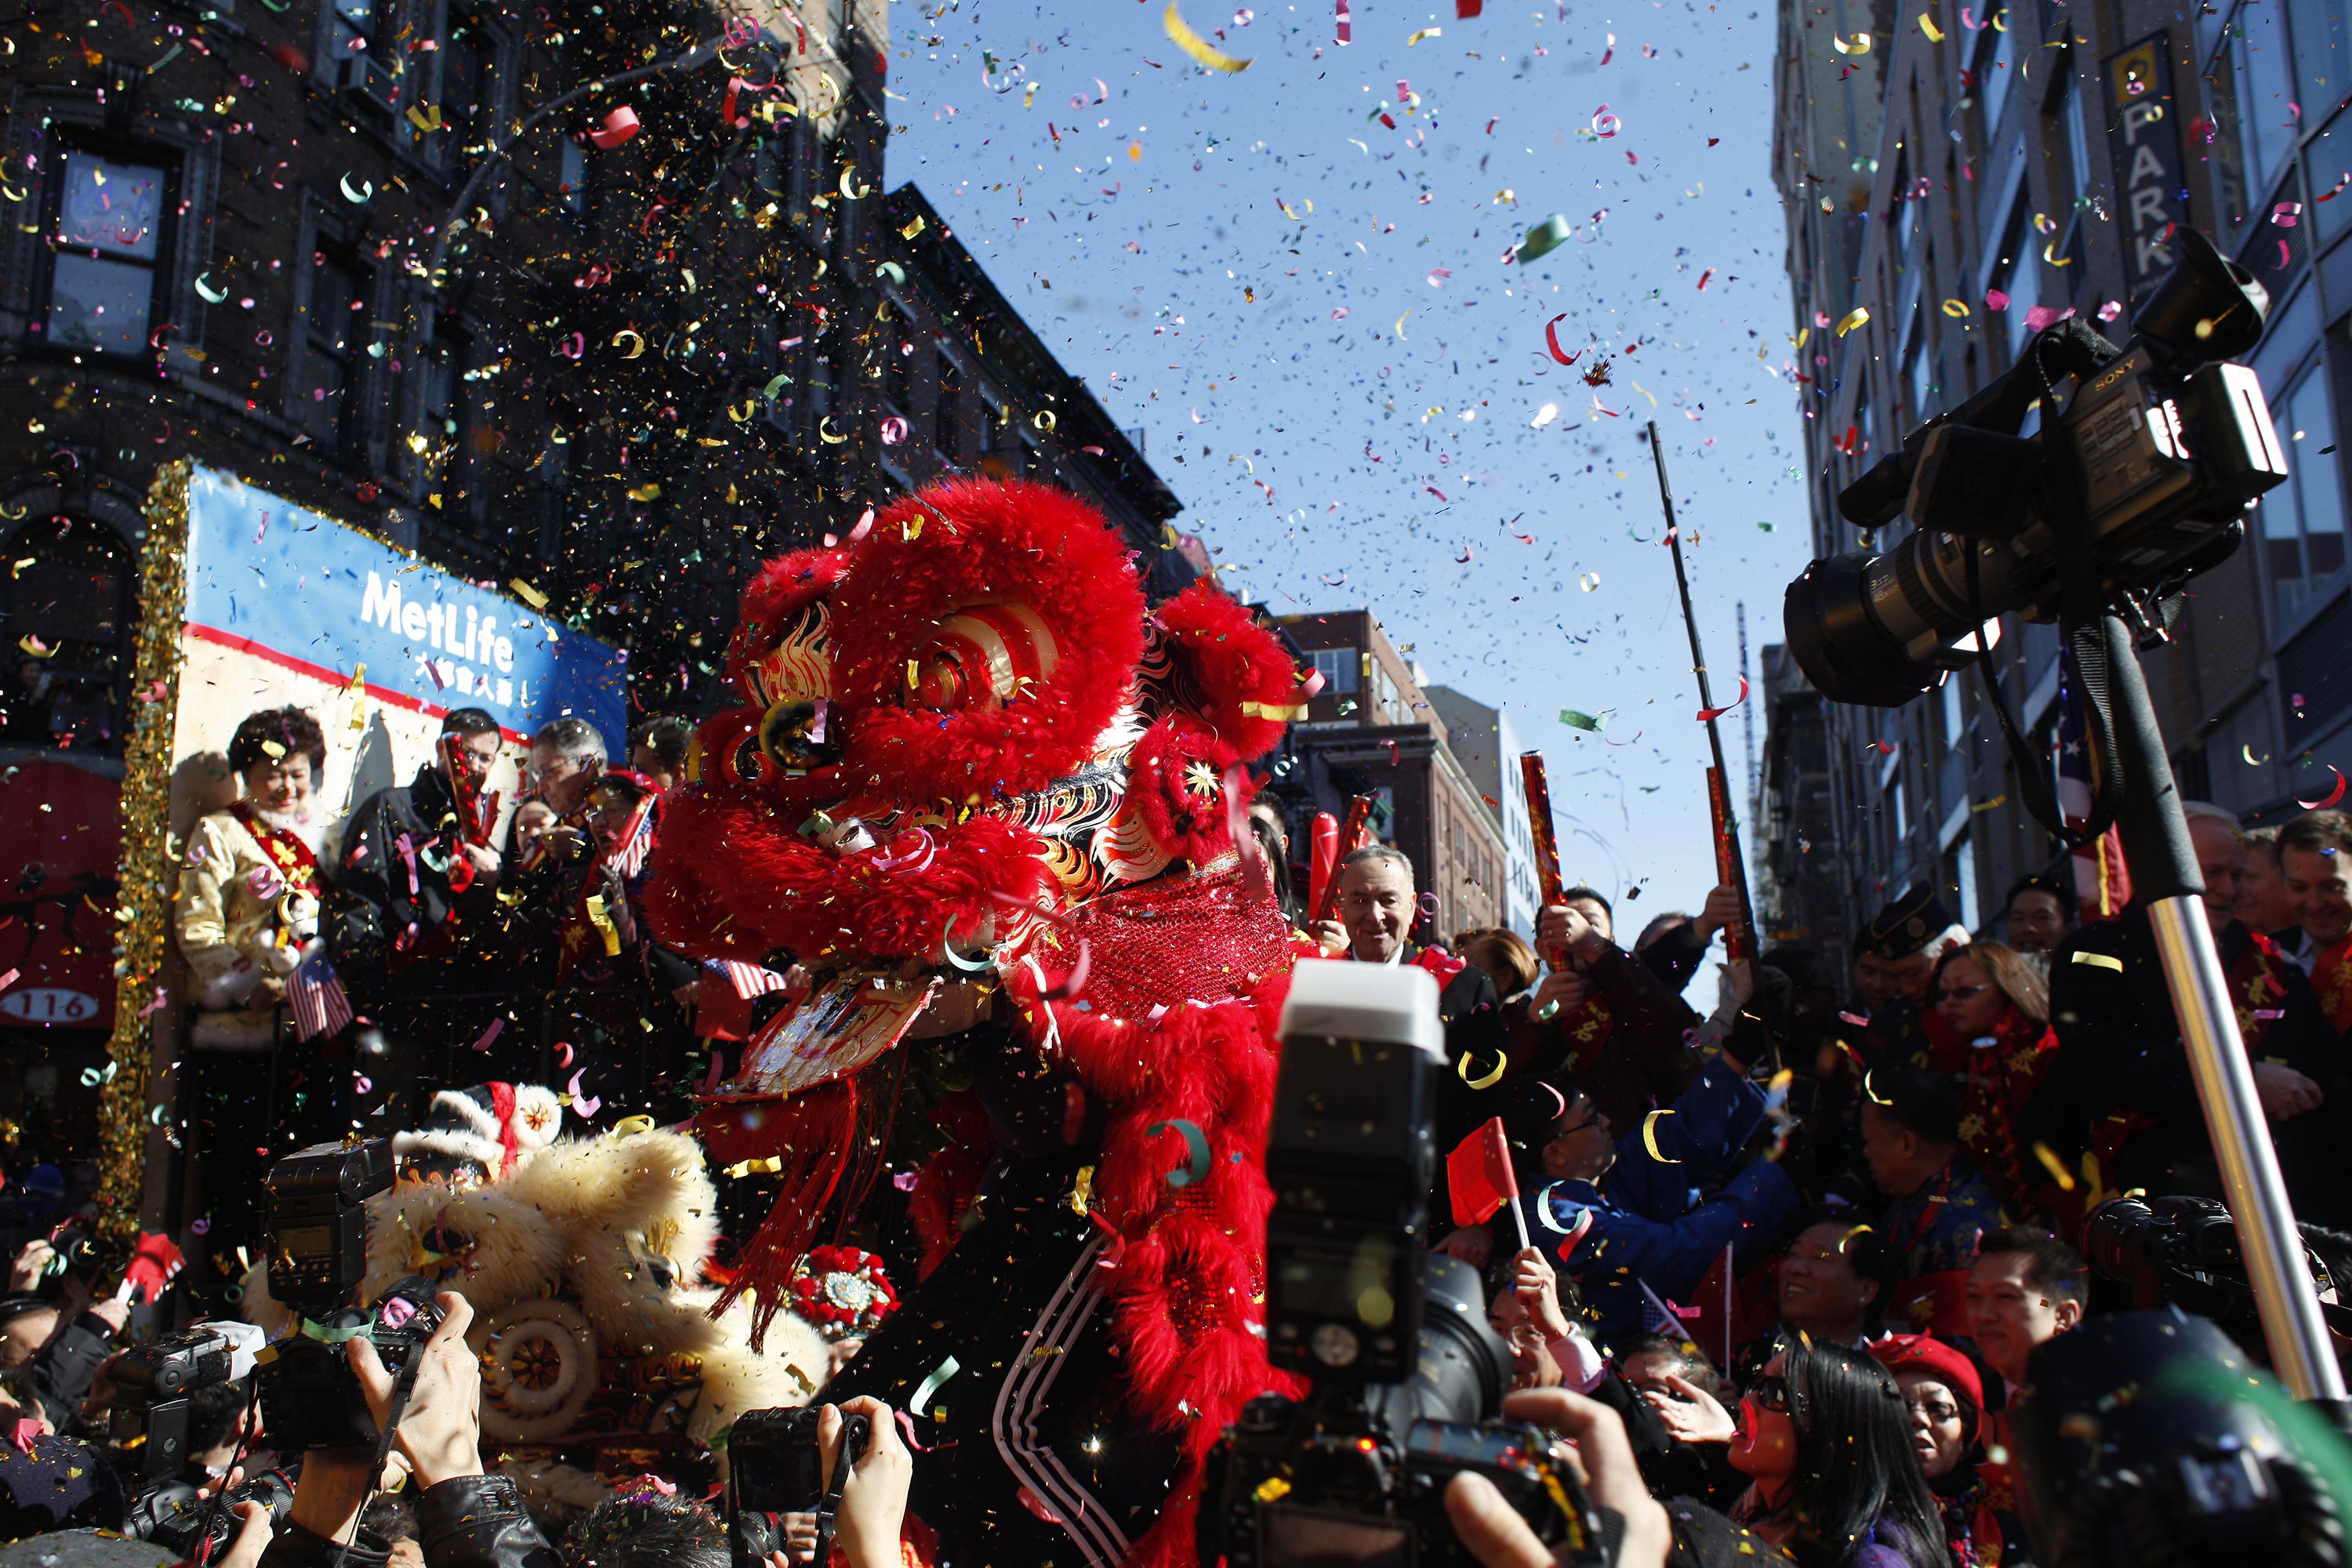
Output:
(9, 1239), (54, 1293)
(1444, 1389), (1671, 1568)
(219, 1498), (276, 1568)
(815, 1398), (912, 1568)
(347, 1291), (484, 1489)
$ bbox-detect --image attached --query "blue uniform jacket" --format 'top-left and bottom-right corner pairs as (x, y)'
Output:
(1537, 1054), (1802, 1340)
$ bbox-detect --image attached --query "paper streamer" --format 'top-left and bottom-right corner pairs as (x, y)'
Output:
(1147, 1118), (1214, 1188)
(1696, 676), (1751, 723)
(1164, 0), (1253, 71)
(1536, 1185), (1598, 1249)
(2298, 765), (2347, 810)
(1457, 1050), (1508, 1090)
(911, 1356), (961, 1417)
(1641, 1109), (1682, 1163)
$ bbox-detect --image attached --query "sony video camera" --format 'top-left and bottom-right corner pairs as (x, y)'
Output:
(1786, 226), (2288, 706)
(1197, 960), (1613, 1568)
(108, 1319), (265, 1485)
(727, 1406), (873, 1568)
(2082, 1195), (2352, 1357)
(252, 1139), (448, 1450)
(125, 1464), (297, 1559)
(2009, 1308), (2352, 1568)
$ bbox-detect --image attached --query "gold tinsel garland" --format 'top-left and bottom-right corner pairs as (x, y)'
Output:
(94, 460), (192, 1246)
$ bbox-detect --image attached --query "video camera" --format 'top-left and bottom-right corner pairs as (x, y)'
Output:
(252, 1139), (448, 1451)
(108, 1319), (265, 1485)
(1197, 960), (1613, 1568)
(726, 1406), (873, 1568)
(2082, 1195), (2352, 1357)
(1785, 227), (2288, 706)
(2010, 1308), (2352, 1568)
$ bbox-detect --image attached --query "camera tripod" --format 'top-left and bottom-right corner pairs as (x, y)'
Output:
(2074, 612), (2345, 1409)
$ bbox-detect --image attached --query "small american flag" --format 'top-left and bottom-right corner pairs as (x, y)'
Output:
(605, 797), (660, 880)
(289, 949), (354, 1041)
(713, 959), (793, 1000)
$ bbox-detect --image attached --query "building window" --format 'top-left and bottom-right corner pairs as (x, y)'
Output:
(882, 335), (911, 416)
(1310, 646), (1359, 695)
(320, 0), (398, 106)
(809, 354), (837, 434)
(418, 332), (471, 512)
(2045, 39), (2093, 214)
(42, 150), (169, 358)
(2234, 0), (2298, 206)
(426, 13), (498, 173)
(828, 0), (852, 38)
(935, 356), (962, 459)
(295, 240), (372, 454)
(558, 140), (589, 215)
(1940, 672), (1967, 749)
(2257, 365), (2348, 628)
(1975, 13), (2020, 134)
(1954, 833), (1981, 930)
(0, 518), (134, 755)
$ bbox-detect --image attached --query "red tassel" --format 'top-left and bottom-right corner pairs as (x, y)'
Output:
(699, 1082), (862, 1348)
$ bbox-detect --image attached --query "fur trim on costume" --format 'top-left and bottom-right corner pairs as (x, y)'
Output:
(648, 793), (1055, 963)
(826, 480), (1145, 807)
(1149, 582), (1306, 761)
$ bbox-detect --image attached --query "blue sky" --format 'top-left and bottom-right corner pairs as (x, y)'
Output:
(887, 0), (1817, 924)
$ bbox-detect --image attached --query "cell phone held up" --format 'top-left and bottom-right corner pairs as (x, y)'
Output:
(255, 1277), (445, 1452)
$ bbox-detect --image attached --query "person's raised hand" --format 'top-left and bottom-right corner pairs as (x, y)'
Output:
(217, 1498), (276, 1568)
(1308, 918), (1348, 957)
(347, 1291), (483, 1489)
(1436, 1226), (1495, 1272)
(86, 1295), (129, 1335)
(771, 1509), (821, 1566)
(816, 1398), (913, 1568)
(1530, 967), (1590, 1023)
(1443, 1388), (1671, 1568)
(2254, 1062), (2325, 1120)
(1536, 903), (1596, 966)
(1510, 1247), (1573, 1341)
(459, 844), (501, 886)
(9, 1239), (54, 1293)
(1693, 884), (1743, 945)
(1642, 1372), (1737, 1446)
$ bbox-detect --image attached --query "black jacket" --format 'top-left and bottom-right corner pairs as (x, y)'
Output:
(27, 1306), (116, 1428)
(2040, 904), (2343, 1221)
(325, 766), (513, 1006)
(259, 1475), (561, 1568)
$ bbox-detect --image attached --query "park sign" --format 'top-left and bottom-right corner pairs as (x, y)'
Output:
(2105, 32), (2189, 305)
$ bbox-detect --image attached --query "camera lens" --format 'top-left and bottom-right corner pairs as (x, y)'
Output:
(1363, 1254), (1509, 1437)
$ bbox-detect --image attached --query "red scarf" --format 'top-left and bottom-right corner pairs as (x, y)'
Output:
(2230, 928), (2299, 1054)
(2313, 931), (2352, 1037)
(231, 804), (319, 891)
(1956, 1008), (2058, 1207)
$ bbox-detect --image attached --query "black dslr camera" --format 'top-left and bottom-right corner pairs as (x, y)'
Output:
(1198, 960), (1613, 1568)
(2082, 1195), (2351, 1357)
(2010, 1308), (2352, 1568)
(727, 1406), (873, 1568)
(126, 1465), (298, 1559)
(110, 1321), (263, 1484)
(252, 1139), (448, 1450)
(1787, 226), (2288, 706)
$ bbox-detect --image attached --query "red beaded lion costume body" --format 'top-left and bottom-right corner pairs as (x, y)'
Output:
(646, 478), (1316, 1567)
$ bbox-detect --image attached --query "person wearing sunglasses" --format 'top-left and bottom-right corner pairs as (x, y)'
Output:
(1923, 942), (2061, 1216)
(1726, 1338), (1947, 1568)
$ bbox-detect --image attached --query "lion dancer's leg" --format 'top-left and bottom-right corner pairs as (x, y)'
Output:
(828, 1148), (1182, 1565)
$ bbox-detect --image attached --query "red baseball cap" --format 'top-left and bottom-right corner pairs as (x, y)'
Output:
(1870, 1333), (1985, 1415)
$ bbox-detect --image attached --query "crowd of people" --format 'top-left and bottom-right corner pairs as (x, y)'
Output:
(0, 685), (2345, 1568)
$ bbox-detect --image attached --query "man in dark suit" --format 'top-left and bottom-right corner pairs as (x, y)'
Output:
(1307, 843), (1497, 1023)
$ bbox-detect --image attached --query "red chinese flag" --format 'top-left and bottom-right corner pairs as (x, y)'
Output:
(122, 1232), (186, 1305)
(1447, 1118), (1518, 1229)
(1457, 0), (1483, 14)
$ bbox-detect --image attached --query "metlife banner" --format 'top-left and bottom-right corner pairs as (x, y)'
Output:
(183, 466), (626, 744)
(166, 466), (626, 855)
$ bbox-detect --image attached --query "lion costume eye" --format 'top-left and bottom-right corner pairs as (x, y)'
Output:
(758, 700), (837, 774)
(899, 602), (1060, 716)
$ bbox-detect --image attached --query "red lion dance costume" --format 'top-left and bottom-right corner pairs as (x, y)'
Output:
(648, 479), (1316, 1566)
